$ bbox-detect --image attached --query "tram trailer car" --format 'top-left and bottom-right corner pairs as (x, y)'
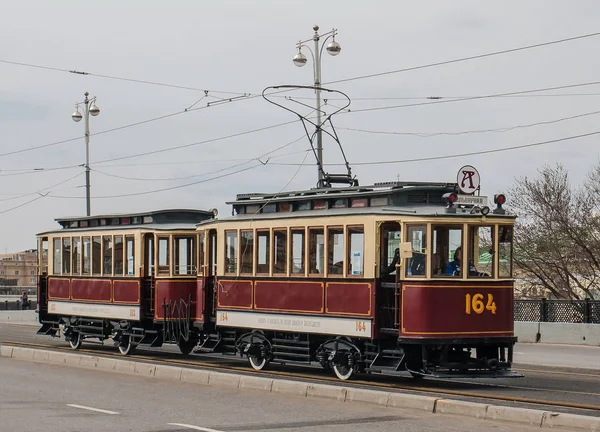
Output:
(36, 209), (213, 355)
(196, 180), (519, 380)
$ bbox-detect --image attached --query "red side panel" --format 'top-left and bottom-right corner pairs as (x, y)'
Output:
(326, 282), (372, 317)
(218, 280), (253, 309)
(196, 278), (206, 321)
(71, 279), (111, 302)
(154, 280), (197, 319)
(113, 280), (140, 304)
(400, 283), (514, 338)
(254, 281), (323, 313)
(48, 278), (70, 299)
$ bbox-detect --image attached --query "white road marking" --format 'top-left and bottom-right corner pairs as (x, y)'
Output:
(167, 423), (224, 432)
(66, 404), (119, 415)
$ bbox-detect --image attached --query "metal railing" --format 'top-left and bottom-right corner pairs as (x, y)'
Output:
(514, 299), (600, 324)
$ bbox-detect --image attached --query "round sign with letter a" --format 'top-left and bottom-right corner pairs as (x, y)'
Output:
(457, 165), (480, 194)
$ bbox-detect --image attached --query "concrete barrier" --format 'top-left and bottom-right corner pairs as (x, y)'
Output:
(515, 321), (600, 346)
(3, 345), (600, 431)
(0, 310), (38, 325)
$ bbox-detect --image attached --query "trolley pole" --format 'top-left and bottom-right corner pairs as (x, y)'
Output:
(293, 25), (341, 188)
(71, 92), (101, 216)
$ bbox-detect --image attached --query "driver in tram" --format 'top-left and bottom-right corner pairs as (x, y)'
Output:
(446, 246), (488, 276)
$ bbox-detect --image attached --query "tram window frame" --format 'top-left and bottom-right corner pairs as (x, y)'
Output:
(256, 230), (270, 275)
(498, 225), (514, 278)
(467, 225), (494, 279)
(327, 226), (344, 276)
(72, 237), (82, 276)
(198, 232), (205, 276)
(273, 229), (288, 276)
(40, 238), (48, 275)
(103, 236), (113, 276)
(62, 237), (71, 275)
(405, 225), (427, 277)
(308, 227), (325, 275)
(157, 236), (170, 276)
(290, 228), (306, 276)
(347, 225), (364, 277)
(225, 230), (238, 275)
(174, 235), (195, 276)
(114, 235), (124, 277)
(125, 236), (135, 276)
(82, 237), (91, 275)
(92, 236), (102, 275)
(380, 222), (401, 280)
(240, 230), (254, 275)
(431, 225), (464, 277)
(53, 238), (61, 275)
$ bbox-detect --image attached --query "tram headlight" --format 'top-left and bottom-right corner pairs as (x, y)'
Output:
(481, 206), (490, 216)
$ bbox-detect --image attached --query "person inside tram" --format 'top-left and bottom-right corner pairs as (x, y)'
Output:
(446, 246), (488, 276)
(382, 247), (400, 276)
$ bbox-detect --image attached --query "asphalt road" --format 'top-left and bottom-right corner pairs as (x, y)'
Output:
(1, 322), (599, 417)
(0, 358), (546, 432)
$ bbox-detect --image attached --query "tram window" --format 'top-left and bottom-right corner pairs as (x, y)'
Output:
(174, 236), (195, 275)
(114, 236), (124, 276)
(53, 238), (61, 275)
(126, 236), (135, 276)
(240, 230), (254, 274)
(82, 237), (91, 275)
(290, 229), (305, 275)
(40, 239), (48, 275)
(92, 237), (102, 275)
(72, 237), (81, 275)
(468, 226), (494, 278)
(256, 231), (270, 274)
(309, 228), (325, 274)
(62, 238), (71, 275)
(380, 223), (400, 278)
(347, 226), (364, 276)
(103, 236), (113, 275)
(498, 226), (514, 278)
(432, 225), (463, 277)
(198, 232), (205, 276)
(157, 237), (170, 275)
(406, 225), (426, 277)
(273, 230), (287, 275)
(225, 230), (238, 275)
(327, 227), (344, 275)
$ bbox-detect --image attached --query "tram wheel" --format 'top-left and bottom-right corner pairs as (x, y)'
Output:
(118, 335), (135, 356)
(68, 332), (82, 350)
(331, 351), (355, 381)
(178, 338), (196, 356)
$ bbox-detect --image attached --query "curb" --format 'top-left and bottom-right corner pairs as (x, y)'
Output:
(2, 345), (599, 431)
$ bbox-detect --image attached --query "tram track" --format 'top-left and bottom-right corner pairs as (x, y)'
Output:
(3, 338), (600, 416)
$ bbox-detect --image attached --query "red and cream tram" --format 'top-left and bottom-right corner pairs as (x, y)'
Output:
(197, 178), (519, 380)
(36, 209), (213, 354)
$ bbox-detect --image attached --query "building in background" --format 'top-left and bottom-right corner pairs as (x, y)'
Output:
(0, 250), (38, 294)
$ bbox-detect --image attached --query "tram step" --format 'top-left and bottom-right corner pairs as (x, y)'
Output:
(37, 322), (59, 337)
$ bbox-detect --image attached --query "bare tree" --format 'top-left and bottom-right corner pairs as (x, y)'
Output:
(509, 164), (599, 300)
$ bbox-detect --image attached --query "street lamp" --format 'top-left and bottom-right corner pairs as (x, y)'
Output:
(293, 25), (341, 187)
(71, 92), (100, 217)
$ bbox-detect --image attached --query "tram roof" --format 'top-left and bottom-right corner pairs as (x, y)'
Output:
(212, 181), (514, 223)
(38, 209), (213, 235)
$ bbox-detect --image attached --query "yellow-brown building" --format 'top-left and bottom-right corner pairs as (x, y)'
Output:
(0, 250), (38, 293)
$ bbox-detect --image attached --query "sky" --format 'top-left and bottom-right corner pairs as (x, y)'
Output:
(1, 0), (600, 252)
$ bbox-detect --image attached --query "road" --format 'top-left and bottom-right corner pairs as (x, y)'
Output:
(0, 358), (546, 432)
(1, 322), (599, 416)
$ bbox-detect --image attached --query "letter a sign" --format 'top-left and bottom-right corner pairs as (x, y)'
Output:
(457, 165), (480, 194)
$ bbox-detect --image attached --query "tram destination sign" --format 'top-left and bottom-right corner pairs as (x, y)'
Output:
(455, 194), (487, 206)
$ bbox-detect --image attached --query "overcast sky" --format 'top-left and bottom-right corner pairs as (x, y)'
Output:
(1, 1), (599, 252)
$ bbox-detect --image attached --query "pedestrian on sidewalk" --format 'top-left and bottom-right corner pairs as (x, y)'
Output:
(20, 291), (29, 310)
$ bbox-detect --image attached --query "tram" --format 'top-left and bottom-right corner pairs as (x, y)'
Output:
(36, 209), (213, 354)
(196, 171), (519, 380)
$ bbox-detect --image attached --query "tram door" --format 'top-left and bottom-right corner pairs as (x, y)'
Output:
(205, 229), (218, 325)
(378, 222), (401, 331)
(142, 233), (155, 318)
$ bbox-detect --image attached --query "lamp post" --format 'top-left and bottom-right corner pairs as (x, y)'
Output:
(71, 92), (100, 216)
(293, 25), (341, 187)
